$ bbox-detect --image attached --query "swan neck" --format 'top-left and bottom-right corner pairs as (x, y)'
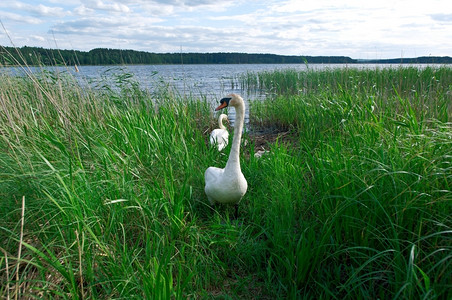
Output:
(218, 116), (227, 130)
(225, 102), (244, 172)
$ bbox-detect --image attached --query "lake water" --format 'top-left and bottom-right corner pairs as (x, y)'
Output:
(83, 63), (388, 124)
(1, 63), (344, 124)
(71, 64), (332, 101)
(4, 63), (402, 100)
(1, 63), (434, 125)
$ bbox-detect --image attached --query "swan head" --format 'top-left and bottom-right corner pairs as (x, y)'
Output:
(215, 94), (243, 111)
(219, 113), (229, 123)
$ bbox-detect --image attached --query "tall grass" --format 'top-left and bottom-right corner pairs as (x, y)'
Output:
(247, 66), (451, 298)
(0, 67), (218, 298)
(1, 63), (451, 299)
(241, 66), (451, 123)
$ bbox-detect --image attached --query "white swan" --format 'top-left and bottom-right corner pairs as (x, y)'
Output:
(209, 113), (229, 151)
(205, 94), (248, 209)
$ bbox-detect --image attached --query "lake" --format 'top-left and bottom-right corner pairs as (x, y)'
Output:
(78, 63), (385, 124)
(3, 63), (407, 100)
(1, 63), (435, 124)
(0, 63), (342, 124)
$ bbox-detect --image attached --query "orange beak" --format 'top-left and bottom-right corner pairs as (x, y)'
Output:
(215, 102), (228, 111)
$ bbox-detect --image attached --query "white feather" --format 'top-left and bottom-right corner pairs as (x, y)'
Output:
(209, 114), (229, 151)
(205, 94), (248, 205)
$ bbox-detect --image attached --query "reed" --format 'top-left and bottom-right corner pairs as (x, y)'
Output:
(0, 63), (451, 299)
(242, 66), (452, 123)
(248, 66), (452, 298)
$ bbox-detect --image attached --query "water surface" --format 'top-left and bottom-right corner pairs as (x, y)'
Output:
(1, 63), (435, 124)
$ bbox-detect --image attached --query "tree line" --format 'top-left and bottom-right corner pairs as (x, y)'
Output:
(0, 46), (356, 66)
(1, 45), (451, 66)
(360, 57), (452, 64)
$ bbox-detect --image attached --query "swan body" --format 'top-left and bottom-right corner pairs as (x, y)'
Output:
(209, 114), (229, 151)
(205, 94), (248, 205)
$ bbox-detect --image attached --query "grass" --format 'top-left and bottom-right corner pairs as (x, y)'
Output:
(0, 62), (451, 299)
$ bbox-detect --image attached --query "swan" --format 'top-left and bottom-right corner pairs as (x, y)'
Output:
(205, 94), (248, 210)
(209, 113), (229, 151)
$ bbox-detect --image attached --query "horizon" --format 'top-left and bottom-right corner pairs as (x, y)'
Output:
(2, 44), (451, 62)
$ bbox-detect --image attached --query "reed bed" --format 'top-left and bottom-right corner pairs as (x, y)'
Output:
(0, 64), (451, 299)
(247, 66), (451, 298)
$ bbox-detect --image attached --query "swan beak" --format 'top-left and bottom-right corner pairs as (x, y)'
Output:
(215, 101), (228, 111)
(215, 97), (231, 111)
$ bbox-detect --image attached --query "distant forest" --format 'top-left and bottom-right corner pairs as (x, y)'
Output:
(1, 45), (451, 66)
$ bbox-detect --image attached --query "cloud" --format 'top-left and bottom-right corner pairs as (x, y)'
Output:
(1, 2), (67, 18)
(118, 0), (228, 7)
(0, 11), (44, 24)
(81, 0), (131, 13)
(33, 4), (67, 17)
(1, 0), (451, 58)
(50, 16), (132, 34)
(29, 34), (46, 42)
(150, 0), (218, 5)
(73, 5), (95, 15)
(430, 14), (452, 22)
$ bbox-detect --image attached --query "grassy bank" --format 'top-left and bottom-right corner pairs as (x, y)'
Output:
(1, 65), (451, 299)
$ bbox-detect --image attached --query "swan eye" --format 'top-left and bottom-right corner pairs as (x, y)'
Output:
(215, 97), (231, 111)
(220, 97), (232, 106)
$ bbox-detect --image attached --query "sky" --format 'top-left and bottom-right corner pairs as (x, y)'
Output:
(1, 0), (451, 59)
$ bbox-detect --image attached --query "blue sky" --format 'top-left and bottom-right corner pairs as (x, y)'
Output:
(1, 0), (451, 59)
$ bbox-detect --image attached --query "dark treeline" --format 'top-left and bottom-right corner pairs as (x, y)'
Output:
(1, 45), (451, 66)
(0, 46), (353, 65)
(361, 56), (452, 64)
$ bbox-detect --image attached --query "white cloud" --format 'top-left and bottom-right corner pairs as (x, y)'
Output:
(1, 2), (67, 17)
(1, 0), (451, 58)
(0, 11), (44, 24)
(430, 14), (452, 23)
(73, 5), (95, 15)
(81, 0), (131, 13)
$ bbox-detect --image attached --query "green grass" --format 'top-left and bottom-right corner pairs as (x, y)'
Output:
(1, 64), (451, 299)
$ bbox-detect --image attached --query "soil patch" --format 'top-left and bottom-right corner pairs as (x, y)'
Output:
(248, 127), (297, 151)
